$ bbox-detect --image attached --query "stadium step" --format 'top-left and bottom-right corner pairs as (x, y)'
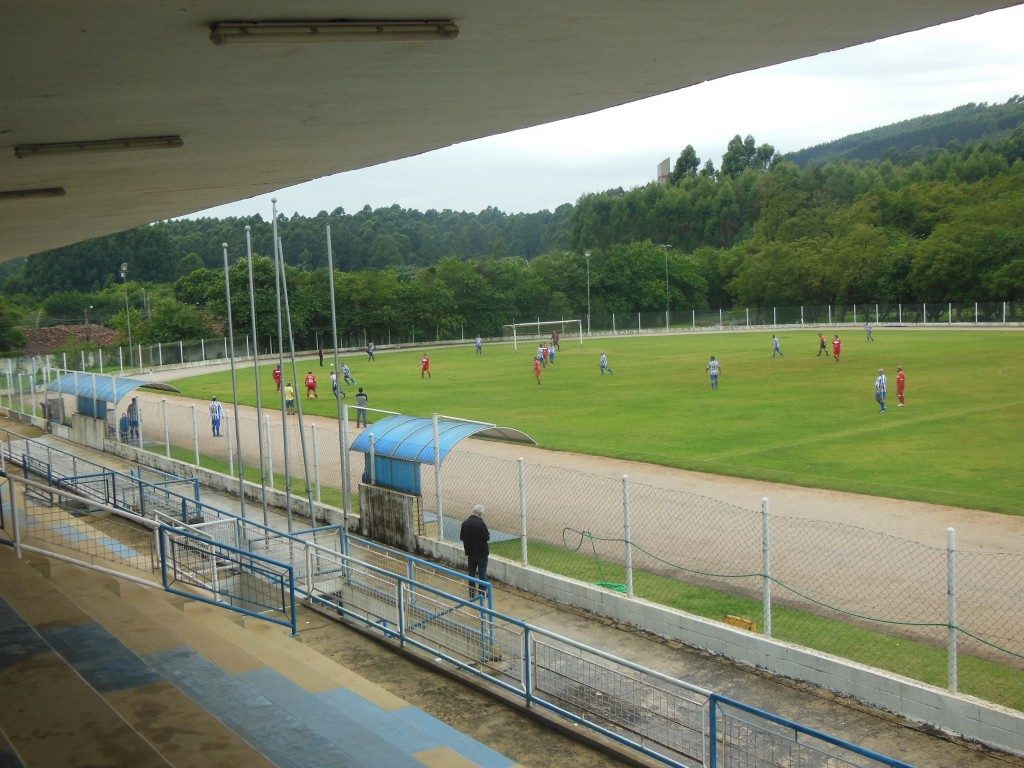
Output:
(0, 548), (170, 768)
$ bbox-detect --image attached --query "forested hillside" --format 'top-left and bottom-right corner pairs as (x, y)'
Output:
(2, 97), (1022, 353)
(784, 96), (1024, 166)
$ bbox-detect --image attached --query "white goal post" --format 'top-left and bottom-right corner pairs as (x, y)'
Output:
(501, 319), (583, 351)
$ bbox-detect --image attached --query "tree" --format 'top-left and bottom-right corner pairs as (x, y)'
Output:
(671, 145), (700, 183)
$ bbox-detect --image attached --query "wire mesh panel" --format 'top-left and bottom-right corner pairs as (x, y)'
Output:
(532, 633), (708, 766)
(16, 481), (157, 573)
(711, 697), (911, 768)
(160, 525), (295, 632)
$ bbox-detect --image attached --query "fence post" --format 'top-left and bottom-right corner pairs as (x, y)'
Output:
(158, 342), (163, 367)
(875, 303), (879, 324)
(64, 351), (69, 372)
(622, 474), (634, 598)
(223, 336), (228, 359)
(518, 457), (528, 566)
(637, 312), (641, 332)
(827, 305), (831, 325)
(745, 308), (749, 327)
(853, 304), (857, 324)
(772, 307), (776, 327)
(180, 340), (184, 363)
(1003, 301), (1007, 323)
(162, 399), (170, 457)
(91, 372), (98, 425)
(137, 343), (142, 370)
(691, 309), (695, 328)
(432, 413), (444, 541)
(800, 306), (804, 326)
(98, 349), (104, 374)
(81, 350), (86, 371)
(975, 302), (978, 324)
(264, 415), (274, 488)
(341, 403), (351, 524)
(311, 422), (321, 503)
(899, 303), (902, 324)
(923, 302), (927, 324)
(369, 433), (376, 486)
(226, 415), (234, 478)
(612, 313), (616, 334)
(947, 527), (958, 693)
(245, 335), (250, 358)
(762, 497), (772, 637)
(191, 404), (200, 466)
(948, 302), (952, 324)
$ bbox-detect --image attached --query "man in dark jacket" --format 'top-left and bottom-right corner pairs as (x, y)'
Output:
(459, 504), (490, 598)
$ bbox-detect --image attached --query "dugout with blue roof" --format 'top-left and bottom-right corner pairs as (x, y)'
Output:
(350, 414), (534, 496)
(46, 373), (180, 419)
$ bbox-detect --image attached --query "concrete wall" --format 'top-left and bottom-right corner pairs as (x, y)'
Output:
(418, 537), (1024, 758)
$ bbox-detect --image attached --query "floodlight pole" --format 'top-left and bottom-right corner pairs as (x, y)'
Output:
(658, 244), (670, 328)
(584, 249), (591, 335)
(120, 263), (133, 365)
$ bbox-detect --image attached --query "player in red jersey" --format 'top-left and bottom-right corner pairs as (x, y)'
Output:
(304, 370), (317, 398)
(832, 334), (842, 363)
(533, 358), (542, 384)
(896, 366), (907, 407)
(272, 364), (282, 392)
(420, 355), (431, 379)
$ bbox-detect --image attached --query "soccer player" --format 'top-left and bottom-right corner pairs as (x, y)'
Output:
(209, 395), (223, 437)
(896, 366), (907, 407)
(318, 347), (325, 366)
(284, 383), (296, 415)
(272, 364), (282, 392)
(341, 363), (356, 385)
(541, 344), (549, 367)
(420, 354), (431, 378)
(599, 352), (614, 375)
(865, 322), (874, 342)
(817, 333), (829, 357)
(305, 370), (317, 398)
(875, 368), (887, 413)
(533, 358), (542, 384)
(772, 335), (783, 357)
(706, 356), (721, 390)
(367, 342), (376, 362)
(551, 330), (560, 351)
(548, 344), (556, 366)
(475, 334), (482, 355)
(329, 368), (342, 398)
(832, 334), (842, 363)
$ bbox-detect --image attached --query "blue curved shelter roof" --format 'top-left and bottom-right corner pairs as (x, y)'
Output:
(350, 415), (534, 466)
(46, 373), (180, 403)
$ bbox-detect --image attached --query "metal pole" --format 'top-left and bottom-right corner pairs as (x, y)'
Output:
(773, 307), (776, 327)
(245, 226), (270, 527)
(762, 497), (772, 637)
(899, 303), (902, 324)
(947, 527), (958, 692)
(623, 474), (634, 598)
(948, 302), (952, 324)
(746, 308), (749, 327)
(91, 372), (98, 425)
(923, 302), (927, 324)
(162, 399), (170, 457)
(277, 233), (314, 527)
(98, 348), (103, 374)
(827, 305), (831, 325)
(369, 433), (376, 485)
(222, 241), (246, 519)
(271, 204), (292, 529)
(200, 338), (205, 362)
(157, 342), (163, 367)
(191, 404), (200, 466)
(117, 347), (122, 372)
(326, 224), (350, 527)
(875, 303), (879, 324)
(226, 416), (234, 479)
(975, 302), (978, 324)
(585, 249), (591, 335)
(180, 339), (184, 364)
(518, 457), (528, 566)
(432, 413), (444, 540)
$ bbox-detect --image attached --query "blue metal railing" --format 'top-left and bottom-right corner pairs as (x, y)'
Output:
(0, 426), (916, 768)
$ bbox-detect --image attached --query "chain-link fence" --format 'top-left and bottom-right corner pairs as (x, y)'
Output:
(60, 392), (1023, 712)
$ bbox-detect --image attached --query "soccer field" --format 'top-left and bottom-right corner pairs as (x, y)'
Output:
(169, 328), (1024, 516)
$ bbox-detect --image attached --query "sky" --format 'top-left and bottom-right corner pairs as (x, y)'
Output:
(190, 5), (1024, 220)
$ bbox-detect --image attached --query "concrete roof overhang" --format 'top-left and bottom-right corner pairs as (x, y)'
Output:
(1, 2), (1018, 262)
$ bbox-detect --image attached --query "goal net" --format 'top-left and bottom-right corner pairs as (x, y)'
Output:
(501, 319), (583, 351)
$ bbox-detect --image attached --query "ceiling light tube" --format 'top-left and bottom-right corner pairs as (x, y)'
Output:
(209, 20), (459, 45)
(0, 187), (66, 200)
(14, 136), (183, 159)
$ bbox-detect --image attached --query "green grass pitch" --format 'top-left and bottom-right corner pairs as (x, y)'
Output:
(169, 328), (1024, 516)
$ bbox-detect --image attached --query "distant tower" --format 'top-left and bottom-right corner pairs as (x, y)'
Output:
(656, 157), (671, 184)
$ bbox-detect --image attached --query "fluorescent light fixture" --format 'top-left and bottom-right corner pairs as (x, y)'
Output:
(209, 20), (459, 45)
(14, 136), (183, 159)
(0, 187), (66, 199)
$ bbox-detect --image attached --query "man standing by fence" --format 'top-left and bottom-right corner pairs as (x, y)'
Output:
(126, 397), (140, 442)
(209, 395), (223, 437)
(355, 387), (368, 427)
(459, 504), (490, 598)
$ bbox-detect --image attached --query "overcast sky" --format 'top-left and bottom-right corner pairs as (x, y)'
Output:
(191, 5), (1024, 220)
